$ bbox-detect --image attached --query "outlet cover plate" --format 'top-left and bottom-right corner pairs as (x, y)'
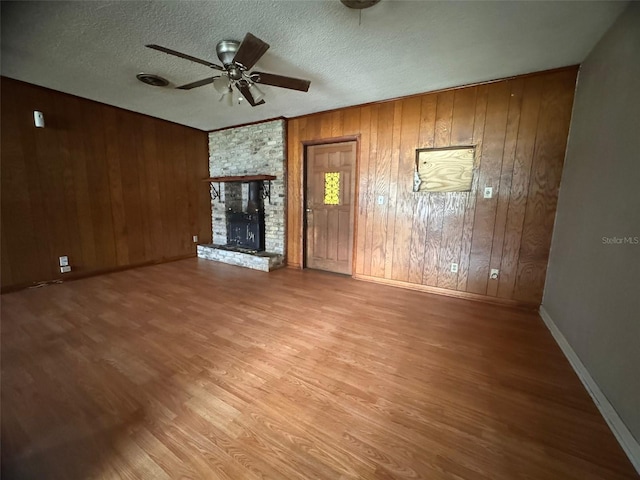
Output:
(59, 256), (69, 267)
(451, 263), (459, 273)
(60, 265), (71, 273)
(484, 187), (493, 199)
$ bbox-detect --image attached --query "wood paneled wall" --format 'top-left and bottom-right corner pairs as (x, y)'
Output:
(1, 78), (211, 290)
(287, 68), (577, 306)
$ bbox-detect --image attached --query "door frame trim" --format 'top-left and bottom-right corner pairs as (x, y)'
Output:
(301, 136), (360, 274)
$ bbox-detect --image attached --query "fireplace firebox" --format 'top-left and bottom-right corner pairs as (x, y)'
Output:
(226, 212), (265, 251)
(225, 181), (266, 252)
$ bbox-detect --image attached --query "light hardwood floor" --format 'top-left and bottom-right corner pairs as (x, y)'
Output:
(1, 259), (637, 479)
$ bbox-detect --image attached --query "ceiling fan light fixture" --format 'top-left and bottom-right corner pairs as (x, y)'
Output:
(248, 82), (265, 103)
(223, 88), (234, 107)
(213, 76), (230, 94)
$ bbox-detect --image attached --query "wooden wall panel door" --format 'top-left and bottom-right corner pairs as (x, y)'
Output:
(305, 142), (356, 275)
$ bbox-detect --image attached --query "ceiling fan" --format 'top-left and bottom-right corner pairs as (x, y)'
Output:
(146, 33), (310, 107)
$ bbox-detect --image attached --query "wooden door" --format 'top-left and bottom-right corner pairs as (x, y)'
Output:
(305, 141), (356, 274)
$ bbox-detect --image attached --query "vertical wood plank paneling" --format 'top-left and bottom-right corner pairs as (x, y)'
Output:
(0, 78), (210, 290)
(283, 67), (577, 306)
(422, 193), (444, 286)
(363, 105), (379, 276)
(391, 98), (422, 282)
(497, 77), (543, 299)
(166, 123), (182, 257)
(81, 101), (117, 270)
(466, 81), (511, 295)
(102, 106), (130, 266)
(286, 119), (301, 267)
(369, 103), (395, 278)
(330, 110), (344, 138)
(450, 88), (477, 146)
(457, 86), (489, 292)
(19, 90), (56, 283)
(117, 109), (146, 264)
(192, 129), (212, 245)
(514, 71), (576, 304)
(407, 95), (437, 284)
(320, 112), (334, 139)
(1, 89), (48, 284)
(437, 88), (476, 289)
(184, 128), (199, 253)
(38, 99), (76, 272)
(434, 91), (455, 147)
(486, 79), (525, 297)
(354, 106), (369, 275)
(342, 107), (361, 137)
(140, 117), (162, 261)
(174, 126), (192, 256)
(422, 91), (454, 286)
(383, 101), (403, 279)
(134, 116), (153, 262)
(73, 103), (99, 271)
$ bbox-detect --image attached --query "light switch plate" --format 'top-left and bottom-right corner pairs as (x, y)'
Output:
(192, 235), (198, 243)
(59, 256), (69, 267)
(484, 187), (493, 199)
(377, 195), (385, 205)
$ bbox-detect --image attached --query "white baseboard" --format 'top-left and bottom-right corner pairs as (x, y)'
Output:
(539, 305), (640, 474)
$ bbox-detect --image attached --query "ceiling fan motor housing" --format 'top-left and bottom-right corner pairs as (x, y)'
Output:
(216, 40), (240, 66)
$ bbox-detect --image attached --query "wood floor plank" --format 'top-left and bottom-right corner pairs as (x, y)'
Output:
(1, 258), (636, 479)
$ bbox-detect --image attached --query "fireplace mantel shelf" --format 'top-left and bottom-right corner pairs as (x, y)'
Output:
(205, 175), (276, 204)
(203, 175), (276, 183)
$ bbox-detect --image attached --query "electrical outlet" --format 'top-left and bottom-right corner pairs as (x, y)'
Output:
(59, 256), (69, 267)
(484, 187), (493, 199)
(60, 266), (71, 273)
(192, 235), (199, 243)
(377, 195), (385, 205)
(490, 268), (499, 280)
(450, 263), (459, 273)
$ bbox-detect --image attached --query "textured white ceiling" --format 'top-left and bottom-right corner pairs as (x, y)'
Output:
(0, 1), (627, 131)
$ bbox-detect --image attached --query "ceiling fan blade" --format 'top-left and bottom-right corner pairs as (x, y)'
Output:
(146, 44), (224, 71)
(236, 83), (266, 107)
(177, 77), (218, 90)
(232, 33), (270, 70)
(252, 72), (310, 92)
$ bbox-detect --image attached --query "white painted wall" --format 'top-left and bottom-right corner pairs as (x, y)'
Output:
(542, 2), (640, 463)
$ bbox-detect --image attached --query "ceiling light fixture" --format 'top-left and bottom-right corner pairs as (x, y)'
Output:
(213, 76), (230, 94)
(211, 71), (267, 107)
(247, 82), (265, 103)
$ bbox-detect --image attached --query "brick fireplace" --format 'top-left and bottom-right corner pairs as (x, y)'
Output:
(197, 119), (285, 271)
